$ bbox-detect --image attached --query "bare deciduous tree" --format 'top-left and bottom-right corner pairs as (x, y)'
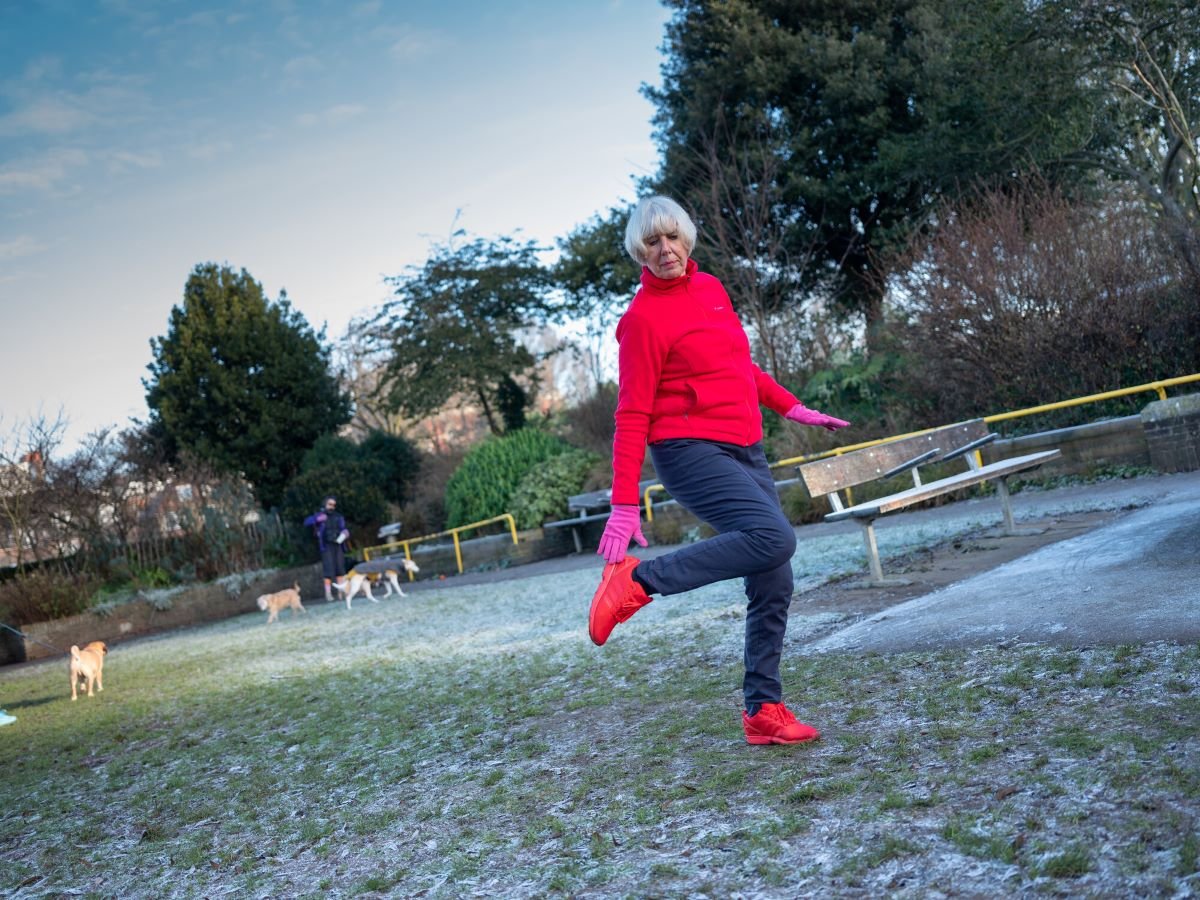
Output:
(1054, 1), (1200, 277)
(688, 113), (836, 385)
(888, 177), (1200, 424)
(0, 412), (65, 572)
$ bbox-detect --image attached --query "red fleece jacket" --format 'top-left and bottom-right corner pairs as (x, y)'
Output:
(610, 259), (799, 505)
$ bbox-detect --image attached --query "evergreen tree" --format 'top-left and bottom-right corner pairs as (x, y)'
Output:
(144, 263), (351, 508)
(647, 0), (1096, 344)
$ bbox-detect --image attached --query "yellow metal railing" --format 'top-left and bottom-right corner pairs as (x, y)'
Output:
(362, 513), (518, 577)
(642, 372), (1200, 520)
(980, 374), (1200, 423)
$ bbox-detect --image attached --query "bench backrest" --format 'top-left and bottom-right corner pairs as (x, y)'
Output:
(797, 419), (990, 498)
(567, 489), (612, 513)
(568, 477), (661, 513)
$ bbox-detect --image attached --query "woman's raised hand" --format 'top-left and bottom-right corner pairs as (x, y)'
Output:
(785, 404), (851, 432)
(597, 504), (648, 565)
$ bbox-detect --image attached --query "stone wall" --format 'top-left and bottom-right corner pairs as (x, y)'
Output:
(982, 415), (1150, 476)
(2, 564), (319, 666)
(402, 527), (576, 579)
(1142, 393), (1200, 473)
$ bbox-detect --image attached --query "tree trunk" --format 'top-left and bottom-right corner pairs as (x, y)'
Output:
(475, 387), (501, 436)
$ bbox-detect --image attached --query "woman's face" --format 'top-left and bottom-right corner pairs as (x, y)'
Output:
(643, 228), (689, 280)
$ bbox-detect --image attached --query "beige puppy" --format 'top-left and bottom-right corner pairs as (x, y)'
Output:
(256, 582), (305, 624)
(334, 558), (420, 609)
(69, 641), (108, 700)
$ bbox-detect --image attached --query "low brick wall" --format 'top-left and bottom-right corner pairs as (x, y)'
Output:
(1142, 393), (1200, 473)
(406, 527), (576, 578)
(2, 564), (319, 666)
(983, 415), (1150, 476)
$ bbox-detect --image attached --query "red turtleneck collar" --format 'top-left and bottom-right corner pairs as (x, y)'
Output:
(640, 257), (698, 291)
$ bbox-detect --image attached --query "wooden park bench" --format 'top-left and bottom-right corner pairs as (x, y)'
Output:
(796, 419), (1062, 586)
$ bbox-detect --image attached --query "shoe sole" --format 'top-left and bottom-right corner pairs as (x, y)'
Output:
(745, 732), (820, 745)
(588, 563), (620, 646)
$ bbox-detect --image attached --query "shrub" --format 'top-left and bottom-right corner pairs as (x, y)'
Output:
(358, 430), (422, 506)
(444, 429), (570, 529)
(280, 461), (390, 555)
(0, 571), (103, 627)
(301, 434), (360, 471)
(509, 448), (602, 529)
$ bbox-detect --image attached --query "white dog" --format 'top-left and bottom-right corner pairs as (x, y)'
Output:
(333, 558), (420, 609)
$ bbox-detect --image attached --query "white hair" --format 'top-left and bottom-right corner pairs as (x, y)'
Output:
(624, 195), (697, 265)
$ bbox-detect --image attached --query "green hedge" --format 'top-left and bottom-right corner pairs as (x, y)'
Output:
(509, 448), (602, 529)
(444, 429), (570, 528)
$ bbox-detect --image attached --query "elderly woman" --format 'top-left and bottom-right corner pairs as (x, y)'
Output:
(588, 195), (850, 745)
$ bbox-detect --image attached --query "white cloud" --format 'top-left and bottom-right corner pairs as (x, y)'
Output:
(0, 235), (45, 261)
(0, 63), (151, 139)
(283, 55), (324, 79)
(19, 55), (65, 83)
(326, 103), (367, 121)
(178, 9), (223, 28)
(0, 94), (96, 136)
(109, 149), (163, 172)
(187, 140), (234, 161)
(296, 103), (368, 127)
(0, 148), (89, 194)
(371, 24), (447, 62)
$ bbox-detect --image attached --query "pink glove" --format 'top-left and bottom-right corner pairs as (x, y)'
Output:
(597, 504), (648, 565)
(785, 403), (851, 432)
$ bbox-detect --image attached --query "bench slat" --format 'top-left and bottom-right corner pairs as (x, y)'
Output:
(825, 450), (1061, 522)
(799, 420), (992, 497)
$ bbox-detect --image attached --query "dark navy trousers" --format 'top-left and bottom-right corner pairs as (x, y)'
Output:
(635, 439), (796, 708)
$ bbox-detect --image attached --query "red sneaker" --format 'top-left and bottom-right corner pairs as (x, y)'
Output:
(742, 702), (820, 745)
(588, 556), (652, 646)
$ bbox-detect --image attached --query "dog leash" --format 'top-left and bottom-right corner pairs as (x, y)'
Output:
(0, 622), (67, 656)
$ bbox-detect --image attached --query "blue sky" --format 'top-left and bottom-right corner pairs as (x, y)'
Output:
(0, 0), (669, 453)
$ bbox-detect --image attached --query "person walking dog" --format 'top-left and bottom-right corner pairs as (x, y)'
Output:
(588, 195), (851, 745)
(304, 495), (350, 602)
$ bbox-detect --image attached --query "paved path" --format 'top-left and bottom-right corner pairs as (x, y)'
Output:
(809, 469), (1200, 653)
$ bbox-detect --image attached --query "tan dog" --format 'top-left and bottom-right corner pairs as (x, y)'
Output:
(256, 583), (305, 624)
(69, 641), (108, 700)
(334, 558), (420, 609)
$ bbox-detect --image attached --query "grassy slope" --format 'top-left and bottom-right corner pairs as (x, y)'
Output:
(1, 505), (1197, 898)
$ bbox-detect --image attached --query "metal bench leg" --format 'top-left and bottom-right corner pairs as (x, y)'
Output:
(855, 519), (913, 588)
(860, 520), (886, 585)
(996, 477), (1016, 533)
(570, 526), (582, 554)
(995, 477), (1044, 537)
